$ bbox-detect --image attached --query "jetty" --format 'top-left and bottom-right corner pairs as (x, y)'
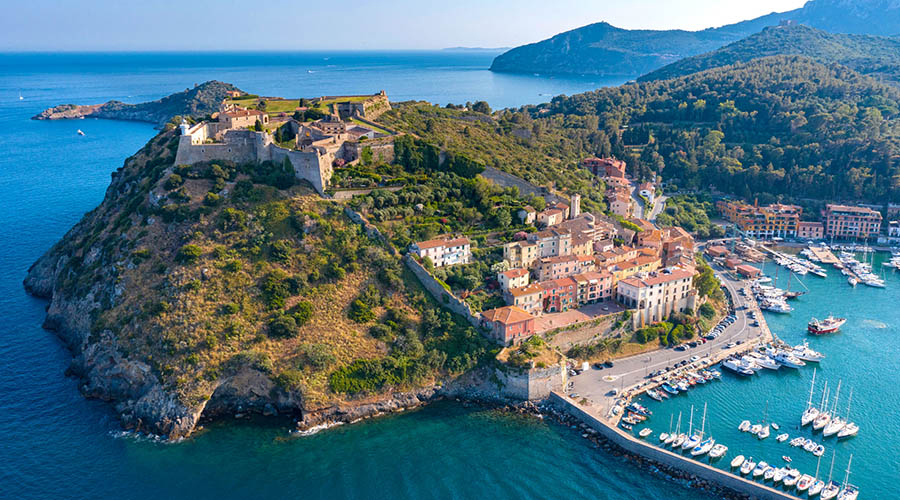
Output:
(808, 246), (840, 265)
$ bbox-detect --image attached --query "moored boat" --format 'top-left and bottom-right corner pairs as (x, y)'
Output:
(740, 458), (756, 475)
(808, 316), (847, 335)
(709, 443), (727, 459)
(730, 454), (745, 468)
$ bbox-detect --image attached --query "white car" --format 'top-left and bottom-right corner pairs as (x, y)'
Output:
(690, 355), (699, 362)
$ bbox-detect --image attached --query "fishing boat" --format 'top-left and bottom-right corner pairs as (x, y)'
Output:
(741, 458), (756, 475)
(808, 316), (847, 335)
(709, 443), (727, 459)
(639, 428), (653, 438)
(620, 422), (633, 431)
(662, 383), (679, 395)
(645, 389), (663, 402)
(730, 455), (745, 468)
(751, 461), (768, 478)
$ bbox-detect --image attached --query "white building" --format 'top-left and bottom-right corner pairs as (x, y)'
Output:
(410, 237), (471, 267)
(497, 268), (530, 291)
(616, 267), (697, 326)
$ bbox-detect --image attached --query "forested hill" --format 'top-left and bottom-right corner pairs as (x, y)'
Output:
(538, 56), (900, 202)
(640, 25), (900, 85)
(490, 0), (900, 77)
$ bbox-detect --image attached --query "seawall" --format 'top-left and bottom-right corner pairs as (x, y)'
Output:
(550, 392), (797, 500)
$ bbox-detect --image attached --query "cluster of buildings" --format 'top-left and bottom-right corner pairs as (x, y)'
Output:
(581, 156), (657, 218)
(174, 92), (394, 194)
(717, 200), (888, 241)
(410, 191), (700, 346)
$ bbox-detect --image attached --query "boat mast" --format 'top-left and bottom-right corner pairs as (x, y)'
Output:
(842, 454), (853, 489)
(762, 400), (768, 425)
(814, 454), (822, 480)
(668, 413), (673, 434)
(806, 368), (817, 410)
(688, 405), (694, 436)
(827, 451), (836, 482)
(675, 411), (682, 435)
(699, 402), (707, 439)
(845, 387), (853, 421)
(819, 381), (829, 413)
(831, 380), (842, 417)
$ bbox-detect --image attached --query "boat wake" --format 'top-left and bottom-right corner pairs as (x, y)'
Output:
(291, 421), (344, 437)
(860, 319), (887, 329)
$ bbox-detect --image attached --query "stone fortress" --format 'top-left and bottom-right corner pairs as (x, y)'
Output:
(174, 91), (394, 194)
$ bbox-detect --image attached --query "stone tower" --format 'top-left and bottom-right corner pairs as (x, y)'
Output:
(570, 193), (581, 219)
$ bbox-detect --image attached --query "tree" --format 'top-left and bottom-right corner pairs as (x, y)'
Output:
(268, 314), (297, 338)
(254, 119), (263, 132)
(472, 101), (492, 114)
(163, 174), (184, 191)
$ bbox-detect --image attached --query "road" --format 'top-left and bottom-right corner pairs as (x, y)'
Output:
(648, 195), (668, 221)
(568, 264), (768, 417)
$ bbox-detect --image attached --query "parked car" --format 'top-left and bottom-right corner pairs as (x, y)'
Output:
(604, 360), (614, 368)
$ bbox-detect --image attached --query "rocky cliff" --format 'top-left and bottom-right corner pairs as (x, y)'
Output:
(33, 80), (242, 127)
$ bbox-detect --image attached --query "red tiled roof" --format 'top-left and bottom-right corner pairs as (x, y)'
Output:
(500, 268), (529, 279)
(414, 237), (470, 250)
(481, 306), (533, 325)
(620, 268), (695, 288)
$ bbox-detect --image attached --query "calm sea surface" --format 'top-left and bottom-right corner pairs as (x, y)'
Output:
(0, 52), (892, 499)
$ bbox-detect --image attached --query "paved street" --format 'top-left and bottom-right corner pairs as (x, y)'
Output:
(568, 264), (768, 418)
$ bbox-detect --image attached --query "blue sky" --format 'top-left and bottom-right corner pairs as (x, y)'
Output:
(1, 0), (808, 51)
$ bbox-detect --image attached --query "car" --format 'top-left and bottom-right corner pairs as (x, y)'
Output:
(690, 355), (700, 362)
(700, 338), (707, 344)
(593, 363), (603, 369)
(726, 342), (737, 348)
(674, 345), (686, 351)
(604, 360), (614, 368)
(736, 340), (744, 345)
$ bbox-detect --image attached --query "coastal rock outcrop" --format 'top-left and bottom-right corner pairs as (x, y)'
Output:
(32, 80), (242, 127)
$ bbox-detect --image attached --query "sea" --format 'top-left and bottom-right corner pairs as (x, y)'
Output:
(0, 51), (893, 498)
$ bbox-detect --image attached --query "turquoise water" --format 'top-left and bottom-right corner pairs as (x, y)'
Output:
(0, 53), (708, 499)
(634, 256), (899, 497)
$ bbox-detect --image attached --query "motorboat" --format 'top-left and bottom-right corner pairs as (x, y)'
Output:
(847, 277), (857, 286)
(658, 432), (669, 443)
(645, 389), (663, 402)
(773, 467), (788, 483)
(752, 461), (769, 478)
(747, 352), (779, 370)
(804, 439), (818, 452)
(639, 428), (653, 438)
(808, 316), (847, 335)
(763, 466), (776, 481)
(814, 445), (826, 457)
(730, 455), (745, 468)
(665, 433), (678, 445)
(771, 422), (780, 430)
(776, 433), (789, 442)
(741, 458), (756, 475)
(672, 434), (686, 448)
(784, 468), (801, 487)
(783, 456), (793, 463)
(722, 358), (754, 376)
(793, 342), (825, 362)
(757, 424), (770, 440)
(798, 474), (815, 492)
(750, 423), (762, 434)
(709, 443), (727, 459)
(662, 383), (679, 395)
(738, 420), (751, 432)
(790, 436), (805, 447)
(620, 422), (633, 431)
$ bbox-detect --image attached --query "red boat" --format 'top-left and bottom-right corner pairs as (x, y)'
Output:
(807, 316), (846, 335)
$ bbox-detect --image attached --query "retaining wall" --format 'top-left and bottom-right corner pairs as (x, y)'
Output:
(550, 392), (796, 500)
(403, 255), (480, 328)
(480, 166), (566, 204)
(343, 207), (396, 255)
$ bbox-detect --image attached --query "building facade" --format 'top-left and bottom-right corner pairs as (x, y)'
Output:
(498, 268), (529, 291)
(409, 237), (471, 267)
(535, 255), (596, 282)
(480, 306), (536, 345)
(823, 204), (882, 240)
(717, 200), (802, 238)
(616, 267), (697, 326)
(797, 221), (824, 240)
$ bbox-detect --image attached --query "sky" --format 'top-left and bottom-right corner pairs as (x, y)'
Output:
(1, 0), (809, 51)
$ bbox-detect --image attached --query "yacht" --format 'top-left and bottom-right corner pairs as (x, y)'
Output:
(802, 368), (820, 426)
(691, 437), (715, 456)
(836, 455), (859, 500)
(748, 352), (780, 370)
(774, 351), (806, 368)
(809, 479), (826, 496)
(837, 422), (859, 439)
(709, 443), (727, 459)
(722, 358), (754, 376)
(821, 481), (841, 500)
(672, 434), (686, 448)
(793, 342), (826, 362)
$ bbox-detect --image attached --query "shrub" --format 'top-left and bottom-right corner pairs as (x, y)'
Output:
(221, 302), (239, 315)
(261, 270), (291, 310)
(204, 192), (222, 206)
(699, 302), (715, 319)
(290, 300), (313, 326)
(274, 369), (304, 391)
(348, 299), (375, 323)
(268, 314), (298, 338)
(301, 343), (336, 369)
(224, 259), (242, 272)
(175, 244), (203, 264)
(163, 174), (184, 191)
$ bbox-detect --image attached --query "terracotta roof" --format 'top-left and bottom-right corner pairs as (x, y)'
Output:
(620, 267), (695, 288)
(413, 237), (470, 250)
(481, 306), (534, 325)
(540, 208), (564, 217)
(573, 271), (611, 284)
(508, 284), (543, 297)
(500, 268), (529, 279)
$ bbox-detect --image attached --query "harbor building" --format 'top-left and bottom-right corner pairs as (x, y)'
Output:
(616, 267), (697, 326)
(409, 237), (471, 267)
(797, 221), (824, 240)
(480, 306), (536, 345)
(823, 204), (882, 240)
(716, 200), (801, 238)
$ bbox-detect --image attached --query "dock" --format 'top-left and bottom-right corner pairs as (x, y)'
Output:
(808, 246), (840, 265)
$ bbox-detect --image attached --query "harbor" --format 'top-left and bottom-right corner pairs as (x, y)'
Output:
(563, 247), (894, 498)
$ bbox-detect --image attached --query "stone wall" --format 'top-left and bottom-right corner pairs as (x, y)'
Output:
(550, 392), (796, 500)
(344, 139), (395, 164)
(497, 363), (567, 400)
(481, 166), (567, 204)
(343, 206), (396, 255)
(403, 254), (480, 328)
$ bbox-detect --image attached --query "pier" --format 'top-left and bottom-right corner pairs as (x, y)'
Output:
(550, 391), (797, 500)
(807, 246), (840, 265)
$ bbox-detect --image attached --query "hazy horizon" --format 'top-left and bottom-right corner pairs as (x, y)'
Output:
(1, 0), (807, 52)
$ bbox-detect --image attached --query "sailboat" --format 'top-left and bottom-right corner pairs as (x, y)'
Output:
(667, 412), (681, 446)
(808, 454), (826, 496)
(837, 388), (859, 439)
(690, 403), (715, 456)
(837, 454), (859, 500)
(682, 406), (699, 450)
(823, 381), (846, 437)
(813, 383), (832, 431)
(821, 452), (841, 500)
(802, 369), (820, 426)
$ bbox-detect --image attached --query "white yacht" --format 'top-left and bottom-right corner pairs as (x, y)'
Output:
(793, 342), (825, 362)
(837, 422), (859, 439)
(774, 351), (806, 368)
(773, 467), (789, 483)
(784, 469), (801, 486)
(802, 368), (820, 426)
(748, 352), (780, 370)
(738, 420), (751, 432)
(709, 443), (727, 459)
